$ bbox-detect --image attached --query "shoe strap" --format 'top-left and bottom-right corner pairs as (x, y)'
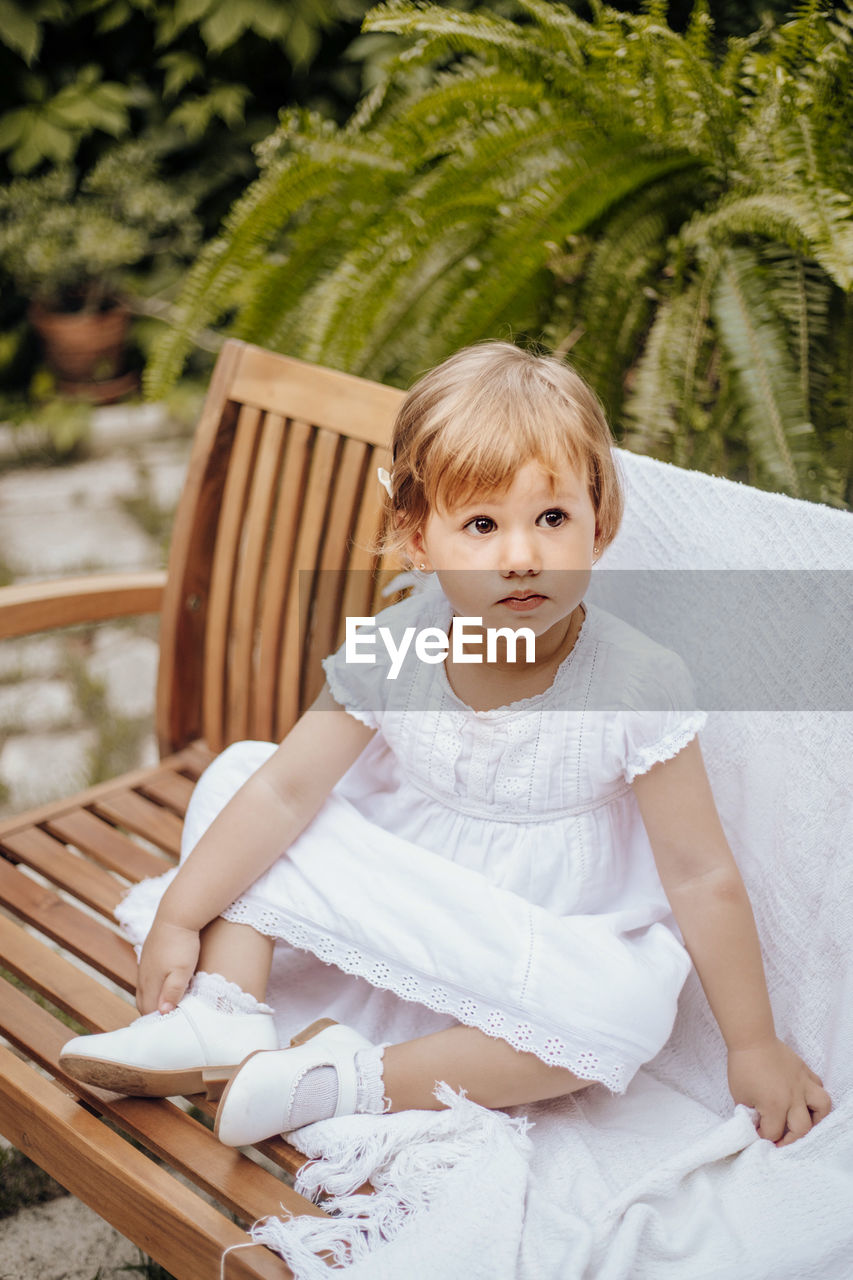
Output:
(173, 997), (210, 1061)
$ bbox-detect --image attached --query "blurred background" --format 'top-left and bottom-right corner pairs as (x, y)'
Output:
(2, 0), (850, 500)
(0, 3), (851, 1269)
(1, 0), (852, 807)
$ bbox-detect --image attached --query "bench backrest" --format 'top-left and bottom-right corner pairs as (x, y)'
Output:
(156, 341), (404, 754)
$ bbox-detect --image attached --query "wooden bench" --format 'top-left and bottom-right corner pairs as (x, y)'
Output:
(0, 340), (404, 1279)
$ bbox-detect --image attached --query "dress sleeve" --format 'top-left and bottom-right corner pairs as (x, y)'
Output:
(321, 627), (383, 731)
(320, 591), (427, 731)
(612, 648), (708, 784)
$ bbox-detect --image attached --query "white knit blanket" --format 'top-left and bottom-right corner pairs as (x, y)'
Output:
(244, 450), (853, 1279)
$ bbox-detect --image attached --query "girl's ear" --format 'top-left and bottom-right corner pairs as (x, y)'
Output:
(405, 528), (431, 572)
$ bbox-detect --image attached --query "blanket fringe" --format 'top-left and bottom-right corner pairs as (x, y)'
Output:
(248, 1083), (533, 1277)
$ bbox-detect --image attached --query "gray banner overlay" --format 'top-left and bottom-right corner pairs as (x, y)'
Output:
(586, 570), (851, 712)
(302, 571), (852, 712)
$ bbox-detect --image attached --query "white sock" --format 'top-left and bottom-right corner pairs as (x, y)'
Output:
(288, 1043), (390, 1129)
(187, 971), (274, 1016)
(289, 1066), (340, 1128)
(355, 1043), (391, 1115)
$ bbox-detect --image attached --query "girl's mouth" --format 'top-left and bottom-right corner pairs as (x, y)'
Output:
(499, 594), (547, 612)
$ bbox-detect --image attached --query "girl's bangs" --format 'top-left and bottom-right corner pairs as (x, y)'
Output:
(426, 396), (587, 513)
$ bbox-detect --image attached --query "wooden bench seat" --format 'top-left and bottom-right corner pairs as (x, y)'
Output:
(0, 341), (405, 1278)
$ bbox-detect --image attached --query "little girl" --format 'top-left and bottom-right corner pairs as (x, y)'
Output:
(61, 341), (830, 1150)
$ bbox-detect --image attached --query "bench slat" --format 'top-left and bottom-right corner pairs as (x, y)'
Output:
(0, 857), (137, 990)
(0, 749), (201, 839)
(254, 419), (313, 742)
(277, 427), (341, 734)
(203, 401), (264, 751)
(0, 1046), (290, 1280)
(0, 979), (323, 1228)
(2, 826), (124, 917)
(339, 444), (389, 638)
(94, 790), (184, 857)
(0, 911), (133, 1032)
(231, 345), (401, 444)
(172, 740), (216, 777)
(229, 411), (289, 743)
(45, 807), (173, 881)
(0, 916), (311, 1184)
(138, 769), (197, 816)
(303, 434), (372, 707)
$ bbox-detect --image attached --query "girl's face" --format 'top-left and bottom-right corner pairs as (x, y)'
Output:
(407, 459), (598, 642)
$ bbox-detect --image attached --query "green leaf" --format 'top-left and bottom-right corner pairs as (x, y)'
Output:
(285, 13), (320, 68)
(0, 104), (80, 170)
(209, 83), (249, 128)
(49, 79), (132, 137)
(7, 115), (75, 171)
(173, 0), (213, 30)
(167, 84), (249, 139)
(0, 0), (43, 63)
(94, 0), (134, 34)
(250, 0), (290, 41)
(0, 108), (29, 150)
(158, 50), (204, 98)
(199, 1), (249, 52)
(685, 190), (853, 292)
(713, 244), (815, 496)
(38, 0), (68, 20)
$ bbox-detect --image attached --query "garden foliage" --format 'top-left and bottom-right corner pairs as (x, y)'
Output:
(0, 0), (370, 179)
(148, 0), (853, 505)
(0, 0), (373, 398)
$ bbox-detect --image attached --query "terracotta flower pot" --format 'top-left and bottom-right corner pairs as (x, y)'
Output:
(28, 299), (138, 403)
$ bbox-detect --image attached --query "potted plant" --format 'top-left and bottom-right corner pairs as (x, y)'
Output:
(0, 140), (200, 402)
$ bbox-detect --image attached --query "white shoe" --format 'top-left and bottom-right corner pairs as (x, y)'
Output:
(212, 1018), (374, 1146)
(59, 994), (279, 1097)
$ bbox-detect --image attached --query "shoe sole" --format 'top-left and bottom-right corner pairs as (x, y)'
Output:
(209, 1017), (339, 1136)
(59, 1055), (232, 1098)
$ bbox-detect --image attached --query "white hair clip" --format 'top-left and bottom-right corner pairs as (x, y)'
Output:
(377, 466), (393, 499)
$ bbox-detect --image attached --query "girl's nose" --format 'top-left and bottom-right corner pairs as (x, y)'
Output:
(499, 530), (540, 577)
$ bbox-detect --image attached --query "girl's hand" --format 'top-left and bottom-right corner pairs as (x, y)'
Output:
(137, 918), (200, 1016)
(727, 1038), (831, 1146)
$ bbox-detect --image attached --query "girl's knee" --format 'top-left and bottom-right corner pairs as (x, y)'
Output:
(210, 739), (277, 777)
(182, 741), (278, 858)
(195, 740), (277, 800)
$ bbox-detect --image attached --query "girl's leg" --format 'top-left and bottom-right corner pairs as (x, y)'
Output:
(384, 1025), (589, 1112)
(59, 918), (278, 1094)
(196, 919), (275, 1002)
(214, 1019), (590, 1146)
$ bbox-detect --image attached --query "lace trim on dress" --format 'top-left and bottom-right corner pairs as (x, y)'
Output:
(624, 711), (708, 784)
(219, 900), (629, 1095)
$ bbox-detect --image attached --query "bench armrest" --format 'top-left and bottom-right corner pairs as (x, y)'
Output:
(0, 571), (167, 640)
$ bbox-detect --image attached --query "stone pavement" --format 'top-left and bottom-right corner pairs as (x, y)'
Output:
(0, 402), (195, 819)
(0, 399), (196, 1277)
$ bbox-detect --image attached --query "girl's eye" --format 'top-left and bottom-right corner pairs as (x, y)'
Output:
(464, 516), (496, 535)
(538, 509), (568, 528)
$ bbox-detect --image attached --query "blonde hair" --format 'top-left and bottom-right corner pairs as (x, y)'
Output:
(380, 341), (624, 561)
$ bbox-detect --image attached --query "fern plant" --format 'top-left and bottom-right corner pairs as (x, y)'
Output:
(147, 0), (853, 505)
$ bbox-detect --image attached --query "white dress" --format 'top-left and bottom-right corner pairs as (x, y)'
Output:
(118, 588), (706, 1095)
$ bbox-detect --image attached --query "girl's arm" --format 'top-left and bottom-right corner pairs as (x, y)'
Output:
(137, 684), (375, 1014)
(632, 736), (831, 1147)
